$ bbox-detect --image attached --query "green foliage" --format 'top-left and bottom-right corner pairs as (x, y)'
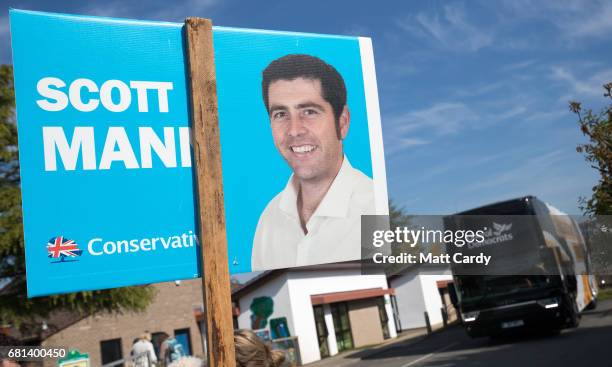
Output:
(569, 82), (612, 216)
(0, 65), (17, 186)
(0, 64), (156, 332)
(386, 201), (418, 274)
(389, 201), (412, 229)
(0, 282), (157, 328)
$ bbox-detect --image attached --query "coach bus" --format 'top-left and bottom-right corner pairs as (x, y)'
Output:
(444, 196), (598, 337)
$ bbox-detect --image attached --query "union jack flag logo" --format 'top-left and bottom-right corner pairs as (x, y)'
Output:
(47, 236), (83, 262)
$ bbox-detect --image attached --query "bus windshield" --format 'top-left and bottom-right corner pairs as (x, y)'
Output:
(458, 275), (554, 303)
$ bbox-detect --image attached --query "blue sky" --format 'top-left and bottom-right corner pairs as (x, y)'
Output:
(2, 1), (610, 270)
(2, 0), (610, 282)
(2, 0), (609, 217)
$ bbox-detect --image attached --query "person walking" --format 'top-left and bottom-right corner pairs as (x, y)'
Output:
(159, 332), (187, 366)
(131, 332), (158, 367)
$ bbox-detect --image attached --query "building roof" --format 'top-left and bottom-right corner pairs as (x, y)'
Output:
(310, 287), (394, 305)
(0, 278), (89, 344)
(0, 331), (23, 346)
(231, 262), (364, 299)
(387, 263), (451, 282)
(1, 310), (87, 345)
(386, 263), (420, 281)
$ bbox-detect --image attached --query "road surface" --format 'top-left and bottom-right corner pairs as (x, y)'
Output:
(345, 299), (612, 367)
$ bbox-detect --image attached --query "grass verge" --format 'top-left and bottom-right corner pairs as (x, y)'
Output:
(598, 287), (612, 301)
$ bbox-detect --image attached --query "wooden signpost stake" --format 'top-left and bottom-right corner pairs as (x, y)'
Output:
(185, 17), (236, 367)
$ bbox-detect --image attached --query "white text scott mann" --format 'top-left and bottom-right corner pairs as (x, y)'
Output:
(35, 77), (192, 172)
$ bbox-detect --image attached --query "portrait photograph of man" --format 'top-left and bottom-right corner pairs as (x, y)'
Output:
(212, 30), (387, 273)
(251, 54), (376, 270)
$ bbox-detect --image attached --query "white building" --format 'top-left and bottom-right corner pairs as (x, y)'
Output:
(232, 263), (398, 365)
(388, 264), (455, 331)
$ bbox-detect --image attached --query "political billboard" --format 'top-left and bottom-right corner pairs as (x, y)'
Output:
(9, 9), (387, 296)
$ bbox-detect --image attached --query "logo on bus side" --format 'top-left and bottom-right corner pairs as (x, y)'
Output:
(468, 222), (514, 249)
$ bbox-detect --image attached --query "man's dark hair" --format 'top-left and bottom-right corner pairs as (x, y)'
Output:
(262, 54), (347, 138)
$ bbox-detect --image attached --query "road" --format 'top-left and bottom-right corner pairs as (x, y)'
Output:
(343, 299), (612, 367)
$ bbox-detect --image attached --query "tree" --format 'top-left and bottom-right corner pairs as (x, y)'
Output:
(0, 65), (156, 335)
(389, 201), (412, 229)
(569, 82), (612, 278)
(385, 201), (419, 274)
(569, 82), (612, 216)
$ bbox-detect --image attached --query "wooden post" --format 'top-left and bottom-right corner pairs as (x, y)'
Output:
(185, 17), (236, 367)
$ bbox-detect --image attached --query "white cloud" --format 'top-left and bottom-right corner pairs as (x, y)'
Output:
(383, 102), (480, 156)
(342, 24), (370, 37)
(495, 0), (612, 47)
(550, 66), (612, 98)
(497, 106), (528, 120)
(395, 148), (522, 183)
(389, 102), (479, 136)
(554, 0), (612, 41)
(81, 2), (133, 18)
(396, 3), (493, 51)
(82, 0), (218, 22)
(453, 81), (506, 98)
(464, 149), (566, 192)
(397, 138), (430, 147)
(385, 137), (430, 156)
(469, 166), (592, 214)
(0, 15), (9, 38)
(524, 109), (568, 123)
(500, 59), (537, 72)
(551, 67), (593, 95)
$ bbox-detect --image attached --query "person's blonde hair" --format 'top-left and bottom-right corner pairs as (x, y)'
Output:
(234, 329), (285, 367)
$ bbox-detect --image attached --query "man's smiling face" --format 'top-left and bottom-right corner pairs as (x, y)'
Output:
(268, 77), (349, 183)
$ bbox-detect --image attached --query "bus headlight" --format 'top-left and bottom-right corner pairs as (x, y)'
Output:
(462, 311), (479, 322)
(537, 297), (559, 309)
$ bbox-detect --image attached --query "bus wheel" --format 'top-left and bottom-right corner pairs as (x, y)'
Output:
(567, 301), (580, 328)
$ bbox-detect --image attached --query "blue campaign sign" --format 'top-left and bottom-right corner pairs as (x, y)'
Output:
(10, 10), (199, 297)
(10, 10), (387, 297)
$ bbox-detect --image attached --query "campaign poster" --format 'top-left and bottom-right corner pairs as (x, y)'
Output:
(216, 27), (388, 272)
(10, 9), (387, 296)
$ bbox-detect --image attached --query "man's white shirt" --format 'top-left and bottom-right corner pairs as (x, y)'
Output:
(251, 157), (374, 271)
